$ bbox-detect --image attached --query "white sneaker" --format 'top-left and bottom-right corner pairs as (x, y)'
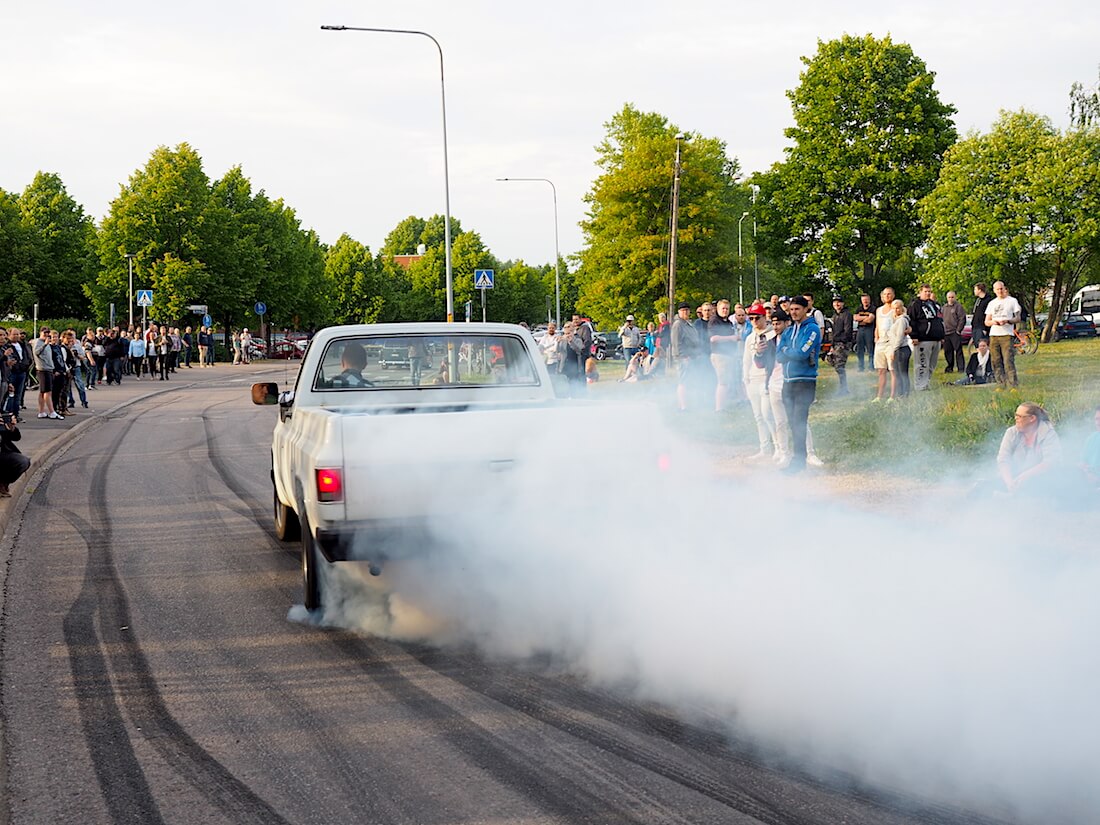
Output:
(37, 412), (47, 419)
(48, 412), (64, 420)
(807, 454), (825, 468)
(775, 456), (791, 470)
(747, 450), (770, 461)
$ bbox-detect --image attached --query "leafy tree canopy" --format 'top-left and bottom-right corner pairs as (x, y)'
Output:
(576, 104), (746, 329)
(754, 34), (957, 298)
(921, 110), (1100, 339)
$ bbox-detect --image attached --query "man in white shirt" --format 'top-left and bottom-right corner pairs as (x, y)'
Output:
(984, 280), (1021, 389)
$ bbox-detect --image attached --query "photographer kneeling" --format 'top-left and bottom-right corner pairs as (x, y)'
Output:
(0, 413), (30, 498)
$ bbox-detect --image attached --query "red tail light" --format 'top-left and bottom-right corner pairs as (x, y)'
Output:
(316, 468), (343, 502)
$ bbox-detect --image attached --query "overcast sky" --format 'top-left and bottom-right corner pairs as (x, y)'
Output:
(2, 1), (1097, 268)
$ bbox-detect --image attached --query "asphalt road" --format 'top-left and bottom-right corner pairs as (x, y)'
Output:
(0, 378), (1016, 825)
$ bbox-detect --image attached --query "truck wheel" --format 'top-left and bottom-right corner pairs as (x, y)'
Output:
(273, 484), (301, 542)
(301, 521), (323, 611)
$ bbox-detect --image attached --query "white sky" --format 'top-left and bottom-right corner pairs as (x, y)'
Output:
(2, 1), (1097, 268)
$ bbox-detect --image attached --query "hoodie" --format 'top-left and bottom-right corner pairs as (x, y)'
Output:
(777, 316), (820, 382)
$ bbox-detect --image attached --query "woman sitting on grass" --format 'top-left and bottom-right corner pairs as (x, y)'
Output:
(997, 402), (1061, 495)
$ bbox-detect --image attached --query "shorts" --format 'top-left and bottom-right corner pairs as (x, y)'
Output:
(873, 349), (890, 370)
(677, 358), (695, 383)
(38, 370), (53, 393)
(709, 353), (736, 386)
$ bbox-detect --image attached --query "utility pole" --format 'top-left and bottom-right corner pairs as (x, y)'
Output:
(124, 253), (136, 328)
(751, 185), (760, 301)
(668, 135), (685, 320)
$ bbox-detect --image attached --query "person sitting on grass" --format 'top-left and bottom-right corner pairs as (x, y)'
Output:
(962, 338), (995, 385)
(619, 345), (654, 382)
(996, 402), (1060, 496)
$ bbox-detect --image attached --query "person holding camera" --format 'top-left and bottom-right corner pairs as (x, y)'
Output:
(0, 413), (30, 497)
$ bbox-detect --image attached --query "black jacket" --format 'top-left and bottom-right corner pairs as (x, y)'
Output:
(966, 352), (994, 384)
(0, 425), (22, 454)
(907, 299), (944, 342)
(105, 336), (129, 359)
(972, 294), (993, 336)
(830, 310), (854, 345)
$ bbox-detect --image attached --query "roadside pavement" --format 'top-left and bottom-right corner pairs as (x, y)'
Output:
(0, 360), (289, 540)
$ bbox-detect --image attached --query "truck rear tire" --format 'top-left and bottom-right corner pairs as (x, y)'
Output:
(301, 520), (323, 611)
(273, 484), (301, 542)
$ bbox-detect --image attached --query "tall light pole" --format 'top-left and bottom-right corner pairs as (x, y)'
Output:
(751, 184), (760, 301)
(496, 177), (561, 326)
(321, 24), (454, 322)
(667, 134), (685, 321)
(124, 253), (136, 328)
(737, 211), (749, 306)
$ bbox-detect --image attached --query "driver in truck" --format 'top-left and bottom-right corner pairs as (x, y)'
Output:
(330, 342), (371, 388)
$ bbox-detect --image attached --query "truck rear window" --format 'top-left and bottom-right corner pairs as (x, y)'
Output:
(312, 334), (540, 391)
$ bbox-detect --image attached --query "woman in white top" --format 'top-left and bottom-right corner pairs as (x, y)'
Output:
(997, 402), (1060, 494)
(883, 300), (911, 400)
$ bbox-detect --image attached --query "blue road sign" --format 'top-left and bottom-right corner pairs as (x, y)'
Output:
(203, 314), (212, 327)
(254, 301), (267, 315)
(474, 269), (495, 289)
(136, 289), (154, 307)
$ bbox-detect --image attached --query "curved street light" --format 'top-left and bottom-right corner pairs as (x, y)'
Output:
(321, 24), (454, 322)
(496, 177), (561, 326)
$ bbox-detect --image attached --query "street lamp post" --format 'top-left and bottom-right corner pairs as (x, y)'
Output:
(496, 177), (561, 326)
(751, 184), (760, 302)
(737, 211), (749, 306)
(124, 253), (136, 328)
(321, 24), (454, 322)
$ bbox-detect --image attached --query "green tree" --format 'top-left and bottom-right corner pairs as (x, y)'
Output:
(327, 234), (386, 324)
(754, 34), (957, 298)
(17, 172), (96, 317)
(921, 111), (1100, 341)
(0, 188), (37, 316)
(93, 143), (213, 324)
(577, 104), (744, 329)
(1070, 67), (1100, 129)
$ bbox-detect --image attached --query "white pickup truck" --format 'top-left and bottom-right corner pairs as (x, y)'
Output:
(253, 322), (667, 611)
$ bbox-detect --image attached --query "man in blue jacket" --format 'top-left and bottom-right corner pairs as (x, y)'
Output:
(776, 295), (820, 474)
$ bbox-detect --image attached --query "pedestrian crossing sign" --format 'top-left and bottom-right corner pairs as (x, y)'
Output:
(137, 289), (154, 307)
(474, 269), (495, 289)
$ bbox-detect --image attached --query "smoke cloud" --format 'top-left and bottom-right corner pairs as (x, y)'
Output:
(293, 400), (1100, 823)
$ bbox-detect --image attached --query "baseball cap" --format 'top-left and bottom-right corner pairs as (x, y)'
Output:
(626, 314), (635, 321)
(788, 295), (809, 308)
(771, 308), (792, 322)
(747, 304), (767, 316)
(677, 301), (691, 310)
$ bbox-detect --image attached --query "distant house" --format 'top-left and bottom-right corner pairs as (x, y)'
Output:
(391, 254), (424, 271)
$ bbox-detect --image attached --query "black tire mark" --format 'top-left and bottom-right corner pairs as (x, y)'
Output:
(58, 405), (292, 825)
(329, 633), (668, 825)
(408, 647), (1011, 825)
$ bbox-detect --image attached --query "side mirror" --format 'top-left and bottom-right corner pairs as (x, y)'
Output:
(251, 382), (279, 406)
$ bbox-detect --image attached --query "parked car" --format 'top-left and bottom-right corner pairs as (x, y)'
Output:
(1055, 313), (1098, 340)
(270, 340), (303, 360)
(379, 346), (411, 369)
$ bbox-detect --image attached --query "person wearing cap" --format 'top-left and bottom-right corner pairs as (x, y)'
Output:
(827, 296), (854, 396)
(671, 301), (701, 411)
(618, 314), (642, 362)
(742, 304), (777, 459)
(776, 295), (820, 473)
(766, 310), (792, 465)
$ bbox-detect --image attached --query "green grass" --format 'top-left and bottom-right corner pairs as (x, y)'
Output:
(587, 339), (1100, 471)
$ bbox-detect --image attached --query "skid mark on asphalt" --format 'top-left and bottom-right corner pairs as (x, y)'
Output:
(51, 400), (293, 825)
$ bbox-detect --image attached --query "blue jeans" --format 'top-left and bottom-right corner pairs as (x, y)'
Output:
(107, 357), (123, 384)
(5, 371), (26, 416)
(69, 367), (88, 407)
